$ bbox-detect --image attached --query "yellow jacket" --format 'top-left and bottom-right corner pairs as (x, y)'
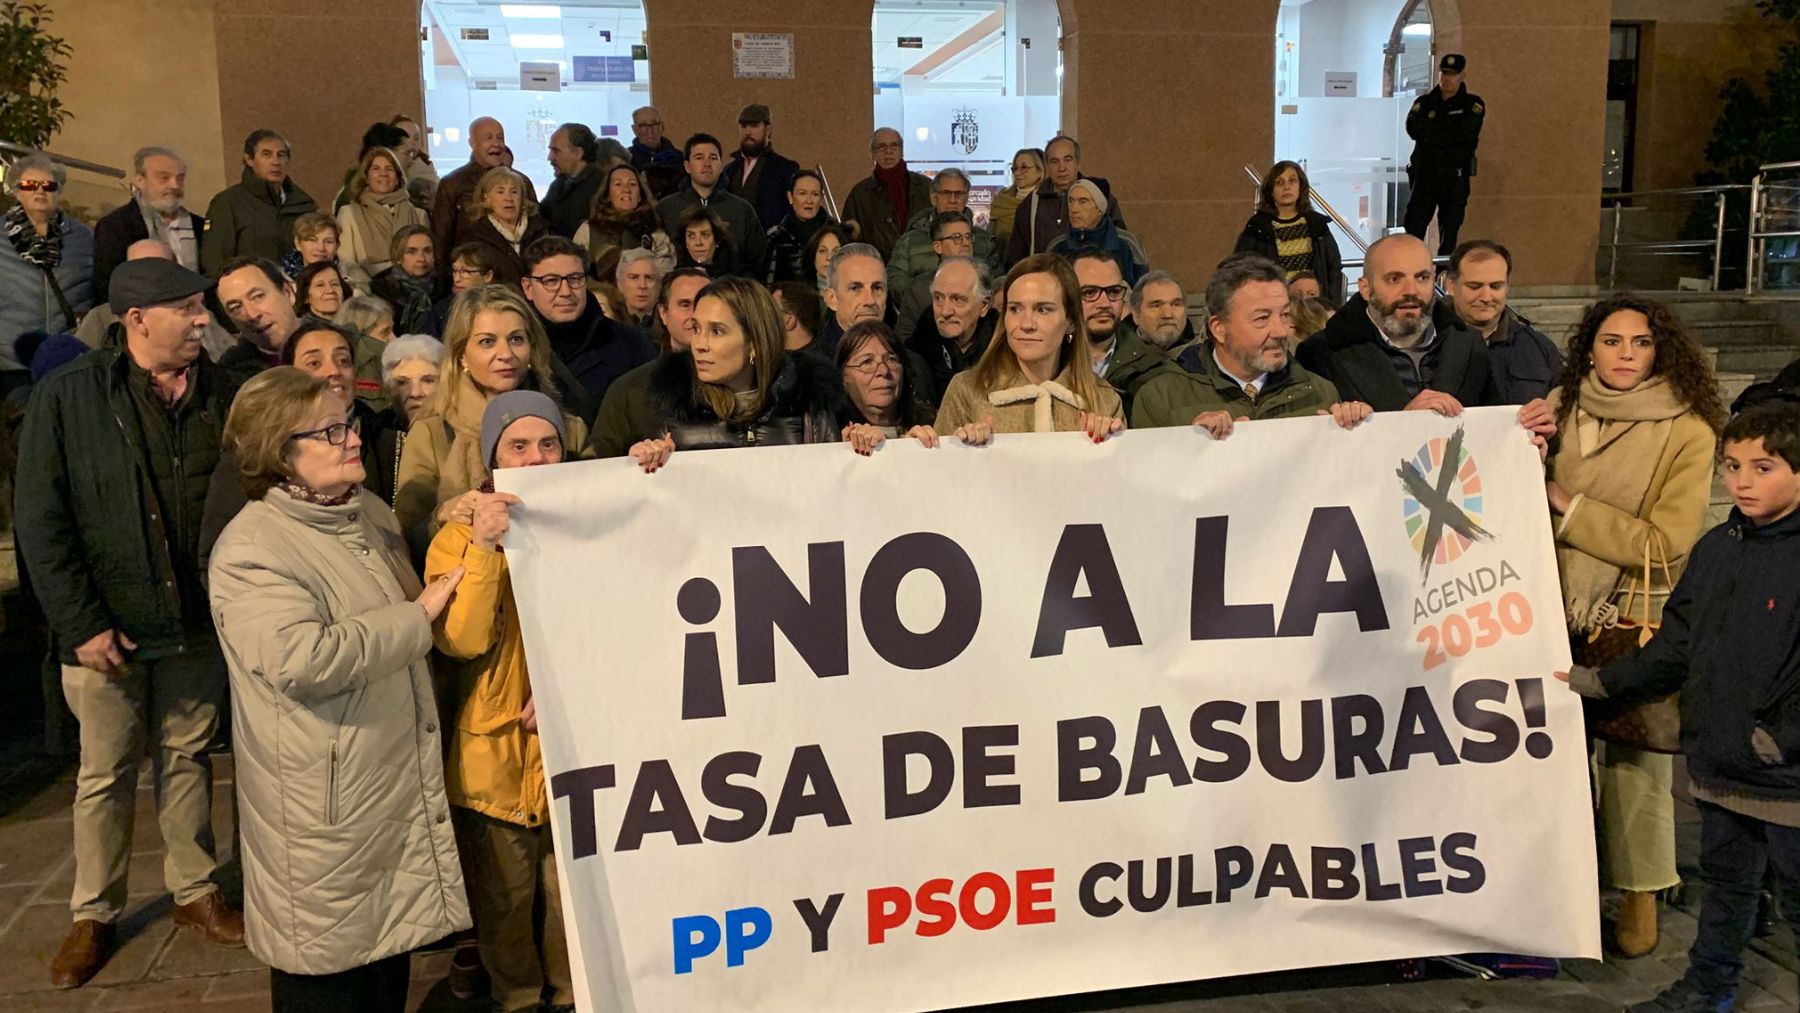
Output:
(426, 521), (547, 828)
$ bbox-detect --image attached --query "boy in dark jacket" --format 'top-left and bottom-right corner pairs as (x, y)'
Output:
(1561, 401), (1800, 1013)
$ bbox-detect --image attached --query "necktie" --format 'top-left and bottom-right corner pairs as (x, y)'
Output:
(1243, 383), (1258, 401)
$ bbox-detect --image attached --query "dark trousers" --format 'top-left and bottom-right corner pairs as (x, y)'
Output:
(269, 951), (412, 1013)
(1685, 800), (1800, 998)
(1403, 168), (1469, 257)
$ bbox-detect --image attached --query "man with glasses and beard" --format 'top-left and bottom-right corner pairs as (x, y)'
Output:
(1071, 248), (1179, 419)
(1295, 235), (1555, 443)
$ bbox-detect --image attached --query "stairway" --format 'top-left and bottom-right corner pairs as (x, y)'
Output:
(1509, 291), (1800, 409)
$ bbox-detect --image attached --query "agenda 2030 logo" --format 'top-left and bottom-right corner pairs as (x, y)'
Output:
(1397, 425), (1533, 671)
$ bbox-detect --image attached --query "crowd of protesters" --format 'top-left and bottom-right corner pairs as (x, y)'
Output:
(6, 79), (1800, 1013)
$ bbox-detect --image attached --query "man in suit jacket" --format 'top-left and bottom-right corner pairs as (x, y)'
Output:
(92, 146), (206, 302)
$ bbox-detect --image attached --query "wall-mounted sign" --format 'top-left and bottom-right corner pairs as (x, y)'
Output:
(572, 55), (636, 83)
(732, 32), (794, 79)
(1325, 71), (1358, 97)
(898, 36), (923, 49)
(460, 27), (489, 41)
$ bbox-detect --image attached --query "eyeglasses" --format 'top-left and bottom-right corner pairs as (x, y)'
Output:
(450, 266), (489, 279)
(846, 354), (902, 376)
(872, 142), (902, 153)
(1080, 285), (1129, 303)
(14, 179), (58, 193)
(634, 120), (662, 128)
(289, 415), (361, 447)
(936, 231), (974, 244)
(526, 273), (587, 291)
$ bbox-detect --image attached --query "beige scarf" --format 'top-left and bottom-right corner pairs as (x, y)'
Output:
(1554, 371), (1690, 631)
(347, 187), (413, 269)
(988, 376), (1085, 433)
(435, 372), (494, 508)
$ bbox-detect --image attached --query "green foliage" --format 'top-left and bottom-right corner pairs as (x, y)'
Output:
(0, 1), (72, 148)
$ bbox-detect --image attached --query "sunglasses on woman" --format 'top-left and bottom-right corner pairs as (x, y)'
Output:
(14, 179), (59, 193)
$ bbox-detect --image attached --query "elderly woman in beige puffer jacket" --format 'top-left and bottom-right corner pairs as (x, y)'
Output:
(208, 367), (470, 1011)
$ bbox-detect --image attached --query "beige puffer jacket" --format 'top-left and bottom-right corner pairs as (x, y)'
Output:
(209, 486), (471, 975)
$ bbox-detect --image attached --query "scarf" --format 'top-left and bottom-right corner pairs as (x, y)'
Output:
(4, 205), (62, 269)
(382, 268), (435, 333)
(439, 370), (499, 512)
(487, 215), (529, 250)
(277, 479), (359, 506)
(350, 187), (414, 268)
(137, 197), (197, 270)
(988, 377), (1085, 433)
(1553, 372), (1691, 632)
(873, 161), (912, 222)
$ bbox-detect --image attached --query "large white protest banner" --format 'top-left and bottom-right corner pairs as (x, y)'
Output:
(497, 406), (1599, 1013)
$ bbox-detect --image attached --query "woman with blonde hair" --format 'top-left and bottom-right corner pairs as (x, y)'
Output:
(338, 146), (429, 292)
(627, 276), (845, 471)
(988, 148), (1045, 245)
(393, 285), (586, 533)
(463, 167), (549, 283)
(208, 367), (469, 1010)
(934, 253), (1124, 445)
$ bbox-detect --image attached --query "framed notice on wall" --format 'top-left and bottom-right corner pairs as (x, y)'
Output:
(732, 33), (795, 79)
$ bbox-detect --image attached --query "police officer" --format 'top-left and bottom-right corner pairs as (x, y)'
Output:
(1403, 53), (1484, 257)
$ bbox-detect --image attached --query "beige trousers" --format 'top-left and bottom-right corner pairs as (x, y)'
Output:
(1594, 740), (1679, 892)
(61, 648), (226, 921)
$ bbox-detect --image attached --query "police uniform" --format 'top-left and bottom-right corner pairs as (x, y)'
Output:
(1403, 53), (1485, 256)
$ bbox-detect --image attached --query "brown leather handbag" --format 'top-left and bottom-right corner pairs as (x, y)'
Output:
(1585, 537), (1681, 754)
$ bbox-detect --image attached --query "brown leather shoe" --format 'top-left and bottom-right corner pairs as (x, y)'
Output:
(1613, 889), (1659, 958)
(172, 891), (246, 948)
(50, 919), (114, 988)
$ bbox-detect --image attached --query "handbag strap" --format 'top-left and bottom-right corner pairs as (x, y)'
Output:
(1617, 531), (1676, 629)
(37, 263), (77, 332)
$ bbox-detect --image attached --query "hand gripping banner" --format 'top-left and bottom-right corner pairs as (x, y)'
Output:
(496, 407), (1599, 1013)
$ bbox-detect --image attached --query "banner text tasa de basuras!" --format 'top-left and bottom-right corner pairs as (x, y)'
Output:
(546, 497), (1555, 973)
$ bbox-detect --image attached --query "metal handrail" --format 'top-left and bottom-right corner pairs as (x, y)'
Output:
(815, 164), (841, 222)
(1599, 188), (1730, 291)
(1743, 160), (1800, 292)
(1242, 164), (1370, 257)
(0, 139), (126, 179)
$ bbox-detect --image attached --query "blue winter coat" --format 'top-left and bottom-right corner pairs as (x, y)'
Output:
(0, 214), (95, 370)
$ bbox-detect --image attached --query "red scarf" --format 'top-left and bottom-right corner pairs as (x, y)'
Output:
(873, 161), (911, 222)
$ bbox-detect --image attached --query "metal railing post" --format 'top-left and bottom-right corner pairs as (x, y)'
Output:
(1748, 172), (1764, 294)
(1608, 203), (1621, 291)
(815, 165), (841, 222)
(1712, 192), (1726, 292)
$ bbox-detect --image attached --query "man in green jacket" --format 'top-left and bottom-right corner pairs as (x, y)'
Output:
(17, 259), (246, 989)
(1071, 248), (1181, 419)
(200, 129), (318, 276)
(1132, 254), (1370, 433)
(886, 169), (1002, 297)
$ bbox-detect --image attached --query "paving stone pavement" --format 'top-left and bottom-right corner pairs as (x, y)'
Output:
(2, 752), (1796, 1013)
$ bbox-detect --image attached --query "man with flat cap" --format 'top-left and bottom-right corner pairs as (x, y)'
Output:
(725, 103), (800, 231)
(1403, 53), (1485, 256)
(17, 258), (246, 990)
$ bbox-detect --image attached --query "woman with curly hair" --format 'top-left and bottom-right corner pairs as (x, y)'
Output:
(1545, 292), (1725, 959)
(572, 164), (674, 276)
